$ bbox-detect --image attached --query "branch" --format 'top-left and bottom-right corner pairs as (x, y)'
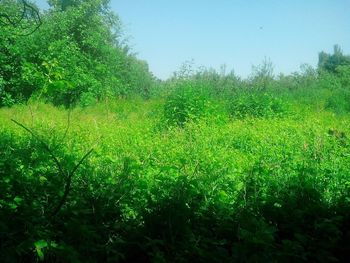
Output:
(51, 148), (94, 217)
(11, 118), (94, 217)
(0, 0), (42, 36)
(0, 12), (14, 26)
(21, 0), (42, 35)
(60, 108), (72, 144)
(11, 119), (65, 178)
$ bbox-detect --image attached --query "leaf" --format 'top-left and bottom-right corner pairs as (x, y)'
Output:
(273, 202), (282, 208)
(14, 196), (23, 204)
(218, 190), (228, 201)
(36, 248), (44, 261)
(9, 203), (17, 209)
(50, 241), (58, 248)
(39, 176), (47, 183)
(34, 240), (48, 261)
(35, 240), (48, 249)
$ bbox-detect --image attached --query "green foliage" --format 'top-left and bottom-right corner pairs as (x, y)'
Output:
(325, 88), (350, 114)
(0, 0), (154, 107)
(228, 90), (289, 119)
(163, 82), (210, 127)
(1, 99), (350, 262)
(0, 92), (15, 107)
(79, 92), (98, 107)
(335, 65), (350, 87)
(249, 57), (275, 90)
(192, 65), (241, 96)
(318, 45), (350, 73)
(2, 4), (350, 261)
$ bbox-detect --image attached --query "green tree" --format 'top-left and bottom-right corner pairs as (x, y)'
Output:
(0, 0), (43, 106)
(0, 0), (154, 107)
(318, 45), (350, 73)
(249, 57), (274, 90)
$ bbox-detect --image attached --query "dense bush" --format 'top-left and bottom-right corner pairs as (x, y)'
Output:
(318, 45), (350, 74)
(1, 102), (350, 262)
(163, 82), (210, 127)
(228, 90), (289, 119)
(0, 0), (155, 107)
(325, 88), (350, 114)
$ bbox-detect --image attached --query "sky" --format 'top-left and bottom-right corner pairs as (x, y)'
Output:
(35, 0), (350, 80)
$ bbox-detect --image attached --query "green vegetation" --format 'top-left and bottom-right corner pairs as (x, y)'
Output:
(228, 91), (289, 119)
(163, 82), (210, 127)
(0, 0), (154, 107)
(1, 1), (350, 262)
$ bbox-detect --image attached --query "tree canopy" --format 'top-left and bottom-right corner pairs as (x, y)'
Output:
(0, 0), (154, 107)
(318, 45), (350, 73)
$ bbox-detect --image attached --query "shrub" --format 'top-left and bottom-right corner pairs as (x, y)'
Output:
(228, 90), (289, 119)
(0, 92), (15, 107)
(325, 88), (350, 114)
(1, 103), (350, 262)
(79, 92), (98, 107)
(163, 82), (209, 127)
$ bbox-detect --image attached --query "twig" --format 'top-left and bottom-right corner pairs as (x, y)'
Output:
(62, 108), (71, 141)
(11, 119), (94, 217)
(52, 108), (72, 151)
(51, 148), (94, 217)
(0, 0), (42, 36)
(11, 119), (65, 178)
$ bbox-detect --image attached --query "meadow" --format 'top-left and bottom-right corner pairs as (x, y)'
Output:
(1, 78), (350, 262)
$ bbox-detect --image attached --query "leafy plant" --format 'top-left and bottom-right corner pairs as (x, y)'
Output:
(325, 88), (350, 114)
(0, 0), (155, 107)
(0, 92), (15, 107)
(163, 82), (209, 127)
(1, 100), (350, 262)
(228, 90), (289, 119)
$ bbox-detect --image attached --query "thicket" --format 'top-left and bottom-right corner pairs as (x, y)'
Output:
(227, 91), (288, 119)
(0, 0), (154, 107)
(163, 81), (211, 127)
(1, 103), (350, 262)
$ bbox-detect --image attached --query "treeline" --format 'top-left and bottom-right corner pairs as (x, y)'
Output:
(0, 0), (154, 107)
(159, 47), (350, 124)
(165, 45), (350, 94)
(1, 1), (350, 109)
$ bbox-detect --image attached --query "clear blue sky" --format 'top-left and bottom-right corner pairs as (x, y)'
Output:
(35, 0), (350, 80)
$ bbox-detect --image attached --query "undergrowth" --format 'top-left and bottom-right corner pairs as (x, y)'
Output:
(1, 98), (350, 262)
